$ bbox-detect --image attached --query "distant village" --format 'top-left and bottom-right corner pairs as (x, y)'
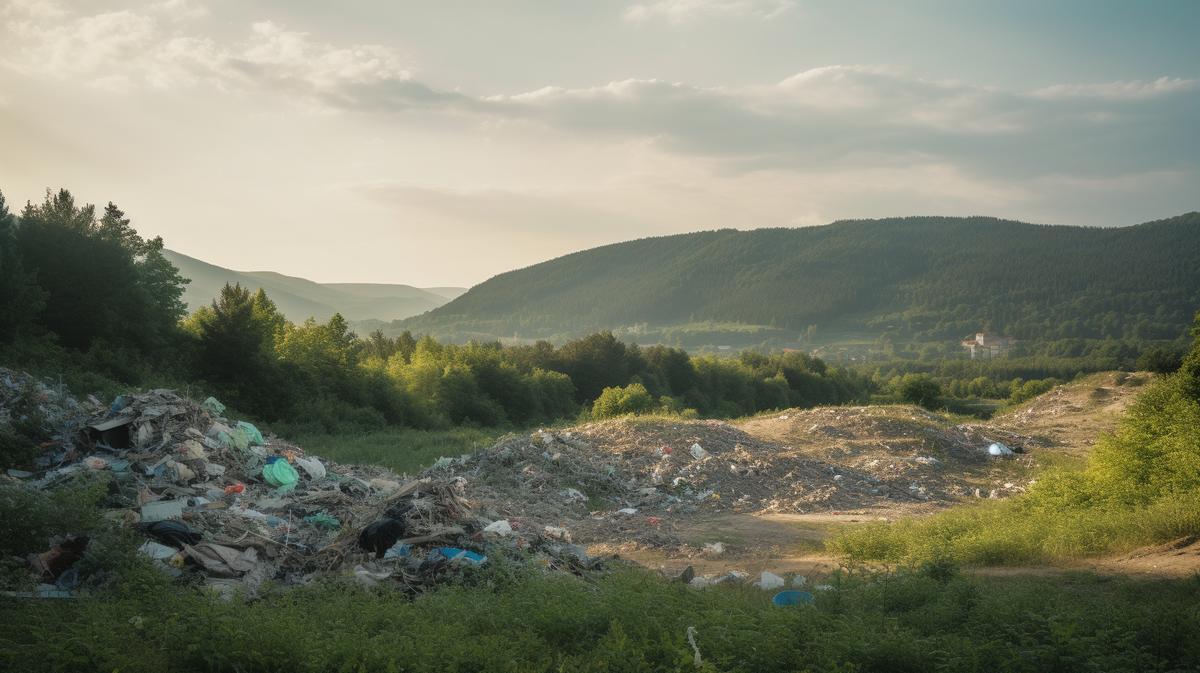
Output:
(960, 332), (1017, 359)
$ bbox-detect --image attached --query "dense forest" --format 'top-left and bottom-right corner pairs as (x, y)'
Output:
(399, 213), (1200, 346)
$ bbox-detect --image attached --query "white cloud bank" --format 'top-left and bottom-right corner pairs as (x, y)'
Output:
(622, 0), (795, 24)
(0, 1), (1195, 284)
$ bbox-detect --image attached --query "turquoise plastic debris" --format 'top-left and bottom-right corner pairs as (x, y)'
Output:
(383, 542), (411, 559)
(201, 396), (226, 416)
(262, 460), (299, 492)
(433, 547), (487, 565)
(304, 511), (341, 530)
(237, 421), (264, 445)
(230, 421), (264, 449)
(771, 590), (814, 606)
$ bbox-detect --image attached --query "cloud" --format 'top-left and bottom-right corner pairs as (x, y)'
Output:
(150, 0), (208, 21)
(1, 5), (422, 104)
(482, 66), (1200, 184)
(622, 0), (794, 24)
(1030, 76), (1199, 101)
(0, 0), (66, 21)
(3, 3), (1195, 233)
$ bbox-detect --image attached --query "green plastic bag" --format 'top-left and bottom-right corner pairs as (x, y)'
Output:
(230, 421), (264, 450)
(237, 421), (264, 445)
(262, 461), (299, 492)
(304, 511), (341, 530)
(201, 397), (226, 417)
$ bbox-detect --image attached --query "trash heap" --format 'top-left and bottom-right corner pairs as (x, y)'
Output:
(5, 384), (602, 598)
(415, 421), (900, 558)
(0, 368), (98, 467)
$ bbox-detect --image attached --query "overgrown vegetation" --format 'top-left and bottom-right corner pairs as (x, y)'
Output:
(1, 553), (1198, 673)
(832, 311), (1200, 565)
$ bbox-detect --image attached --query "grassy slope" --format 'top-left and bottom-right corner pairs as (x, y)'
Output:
(831, 360), (1200, 565)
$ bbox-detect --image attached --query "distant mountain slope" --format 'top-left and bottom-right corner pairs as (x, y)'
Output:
(401, 213), (1200, 344)
(164, 250), (465, 323)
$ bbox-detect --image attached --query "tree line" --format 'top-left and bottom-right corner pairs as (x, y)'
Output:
(3, 189), (1188, 432)
(0, 189), (872, 433)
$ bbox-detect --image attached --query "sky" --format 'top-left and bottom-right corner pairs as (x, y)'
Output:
(1, 0), (1197, 287)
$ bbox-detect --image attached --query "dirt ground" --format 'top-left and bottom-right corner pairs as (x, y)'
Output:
(444, 371), (1184, 581)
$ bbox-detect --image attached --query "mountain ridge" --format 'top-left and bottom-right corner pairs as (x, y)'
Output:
(398, 213), (1200, 347)
(163, 249), (466, 323)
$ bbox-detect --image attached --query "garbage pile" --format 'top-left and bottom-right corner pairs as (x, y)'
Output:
(0, 367), (97, 467)
(4, 383), (602, 598)
(416, 420), (913, 557)
(739, 405), (1041, 502)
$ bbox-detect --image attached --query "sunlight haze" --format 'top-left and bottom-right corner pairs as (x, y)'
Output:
(1, 0), (1197, 285)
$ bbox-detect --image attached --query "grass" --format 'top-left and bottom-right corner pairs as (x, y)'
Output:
(832, 361), (1200, 566)
(830, 493), (1200, 566)
(284, 426), (504, 474)
(2, 557), (1198, 673)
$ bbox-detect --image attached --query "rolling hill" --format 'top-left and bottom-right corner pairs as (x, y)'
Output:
(164, 250), (465, 323)
(398, 213), (1200, 347)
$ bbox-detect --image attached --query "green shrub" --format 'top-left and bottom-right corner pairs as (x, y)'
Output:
(0, 478), (107, 558)
(591, 383), (656, 419)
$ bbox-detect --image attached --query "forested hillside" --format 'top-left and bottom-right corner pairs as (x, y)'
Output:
(401, 214), (1200, 345)
(164, 249), (463, 323)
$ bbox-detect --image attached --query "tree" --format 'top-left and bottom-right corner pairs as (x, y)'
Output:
(0, 190), (45, 341)
(896, 374), (942, 409)
(1136, 346), (1184, 374)
(554, 331), (644, 403)
(13, 189), (186, 354)
(592, 383), (655, 419)
(190, 283), (290, 415)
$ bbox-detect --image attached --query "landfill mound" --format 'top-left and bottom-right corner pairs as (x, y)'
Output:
(1, 370), (599, 599)
(418, 413), (1025, 558)
(738, 406), (1038, 503)
(989, 371), (1151, 457)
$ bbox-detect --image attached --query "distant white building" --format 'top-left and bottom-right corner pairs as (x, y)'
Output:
(961, 332), (1016, 359)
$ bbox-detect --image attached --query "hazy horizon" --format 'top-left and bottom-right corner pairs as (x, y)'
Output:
(2, 0), (1197, 286)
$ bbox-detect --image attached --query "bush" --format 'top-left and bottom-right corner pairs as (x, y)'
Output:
(0, 478), (107, 558)
(592, 383), (656, 419)
(896, 374), (942, 409)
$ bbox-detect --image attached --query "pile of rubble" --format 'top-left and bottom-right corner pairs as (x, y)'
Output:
(0, 368), (95, 463)
(740, 406), (1040, 502)
(416, 418), (944, 556)
(3, 377), (601, 598)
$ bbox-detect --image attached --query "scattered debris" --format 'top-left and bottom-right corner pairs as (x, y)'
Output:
(755, 571), (786, 590)
(987, 442), (1015, 457)
(2, 383), (609, 597)
(772, 590), (814, 606)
